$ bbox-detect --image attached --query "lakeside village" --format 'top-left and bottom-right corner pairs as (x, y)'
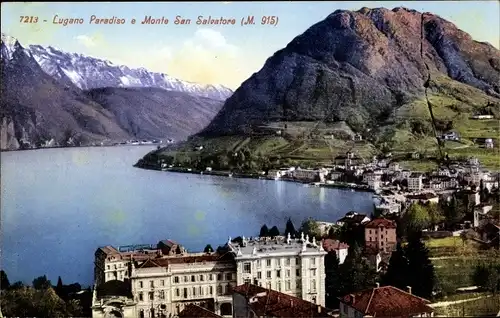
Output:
(2, 158), (499, 318)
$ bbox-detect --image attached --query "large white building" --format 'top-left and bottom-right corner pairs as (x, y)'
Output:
(92, 234), (327, 318)
(228, 233), (327, 306)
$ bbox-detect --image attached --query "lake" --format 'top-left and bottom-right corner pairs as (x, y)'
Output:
(1, 146), (374, 286)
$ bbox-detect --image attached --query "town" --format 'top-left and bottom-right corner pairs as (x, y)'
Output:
(89, 150), (500, 318)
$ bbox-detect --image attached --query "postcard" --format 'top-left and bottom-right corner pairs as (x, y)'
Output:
(1, 1), (499, 318)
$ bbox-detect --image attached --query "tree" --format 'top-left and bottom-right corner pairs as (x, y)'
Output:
(55, 276), (64, 300)
(284, 218), (297, 238)
(300, 218), (321, 239)
(259, 224), (269, 237)
(204, 244), (214, 253)
(472, 264), (500, 293)
(32, 275), (51, 290)
(10, 281), (24, 289)
(405, 232), (436, 299)
(426, 203), (444, 229)
(382, 242), (409, 289)
(338, 241), (377, 295)
(1, 270), (10, 289)
(269, 226), (280, 237)
(325, 252), (342, 308)
(403, 203), (431, 234)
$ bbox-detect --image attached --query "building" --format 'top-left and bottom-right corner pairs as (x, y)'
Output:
(471, 114), (494, 120)
(130, 252), (236, 317)
(94, 245), (161, 286)
(406, 193), (439, 205)
(339, 285), (434, 317)
(485, 138), (494, 149)
(388, 162), (400, 172)
(407, 173), (423, 192)
(232, 283), (331, 318)
(336, 212), (371, 227)
(364, 218), (397, 253)
(92, 280), (137, 318)
(322, 239), (349, 264)
(441, 131), (460, 141)
(228, 233), (327, 306)
(178, 303), (222, 318)
(362, 170), (383, 191)
(292, 168), (328, 183)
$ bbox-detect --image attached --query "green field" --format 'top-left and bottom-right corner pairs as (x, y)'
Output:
(434, 294), (500, 317)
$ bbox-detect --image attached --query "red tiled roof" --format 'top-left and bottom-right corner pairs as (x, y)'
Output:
(407, 193), (438, 200)
(322, 239), (349, 252)
(232, 283), (330, 318)
(137, 252), (235, 269)
(178, 304), (222, 318)
(365, 218), (397, 229)
(339, 286), (433, 317)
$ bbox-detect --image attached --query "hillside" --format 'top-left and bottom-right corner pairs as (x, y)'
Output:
(0, 34), (226, 150)
(86, 87), (223, 141)
(144, 7), (500, 171)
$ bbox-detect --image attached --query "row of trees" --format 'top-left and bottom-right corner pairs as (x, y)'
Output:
(259, 218), (322, 240)
(0, 271), (90, 317)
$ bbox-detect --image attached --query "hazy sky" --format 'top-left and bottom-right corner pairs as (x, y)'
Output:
(2, 1), (498, 89)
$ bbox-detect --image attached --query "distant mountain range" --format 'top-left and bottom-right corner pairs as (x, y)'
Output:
(0, 33), (232, 150)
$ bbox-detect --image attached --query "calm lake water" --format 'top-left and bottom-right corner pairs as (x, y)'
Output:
(1, 146), (373, 286)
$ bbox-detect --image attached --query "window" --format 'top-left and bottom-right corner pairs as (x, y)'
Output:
(199, 286), (203, 296)
(275, 259), (280, 266)
(184, 276), (188, 282)
(266, 271), (272, 279)
(296, 257), (300, 265)
(149, 291), (154, 300)
(175, 289), (180, 297)
(139, 309), (144, 318)
(243, 262), (251, 274)
(286, 258), (291, 266)
(311, 279), (316, 292)
(277, 281), (281, 291)
(217, 274), (222, 281)
(161, 280), (165, 286)
(297, 279), (302, 288)
(266, 259), (271, 267)
(257, 272), (262, 279)
(217, 285), (223, 295)
(296, 269), (300, 276)
(174, 276), (179, 283)
(159, 290), (165, 300)
(369, 230), (372, 234)
(209, 286), (213, 295)
(277, 270), (281, 278)
(183, 288), (188, 298)
(200, 275), (204, 281)
(139, 281), (143, 288)
(107, 265), (110, 270)
(311, 258), (316, 266)
(256, 260), (261, 268)
(381, 235), (384, 239)
(209, 274), (213, 281)
(226, 273), (232, 281)
(310, 269), (316, 276)
(150, 280), (154, 288)
(151, 309), (155, 318)
(191, 275), (195, 282)
(244, 278), (251, 284)
(192, 287), (196, 296)
(266, 282), (271, 289)
(139, 292), (143, 301)
(286, 269), (291, 278)
(285, 280), (291, 291)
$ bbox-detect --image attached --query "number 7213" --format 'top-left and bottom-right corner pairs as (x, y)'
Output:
(20, 16), (39, 23)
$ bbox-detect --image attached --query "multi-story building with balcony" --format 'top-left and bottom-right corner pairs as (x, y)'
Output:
(228, 233), (327, 307)
(92, 234), (327, 318)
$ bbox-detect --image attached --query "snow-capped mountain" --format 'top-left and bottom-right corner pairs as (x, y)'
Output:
(0, 33), (226, 150)
(1, 33), (233, 100)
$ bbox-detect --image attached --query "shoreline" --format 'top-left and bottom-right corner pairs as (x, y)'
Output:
(134, 165), (374, 193)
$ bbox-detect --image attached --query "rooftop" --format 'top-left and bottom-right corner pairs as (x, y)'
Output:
(233, 283), (331, 318)
(339, 285), (434, 317)
(136, 252), (235, 269)
(365, 218), (397, 229)
(407, 193), (439, 200)
(322, 239), (349, 252)
(178, 304), (222, 318)
(228, 233), (326, 258)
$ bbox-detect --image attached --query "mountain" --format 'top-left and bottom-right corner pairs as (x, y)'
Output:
(27, 44), (233, 101)
(85, 87), (224, 141)
(200, 7), (500, 136)
(0, 34), (225, 150)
